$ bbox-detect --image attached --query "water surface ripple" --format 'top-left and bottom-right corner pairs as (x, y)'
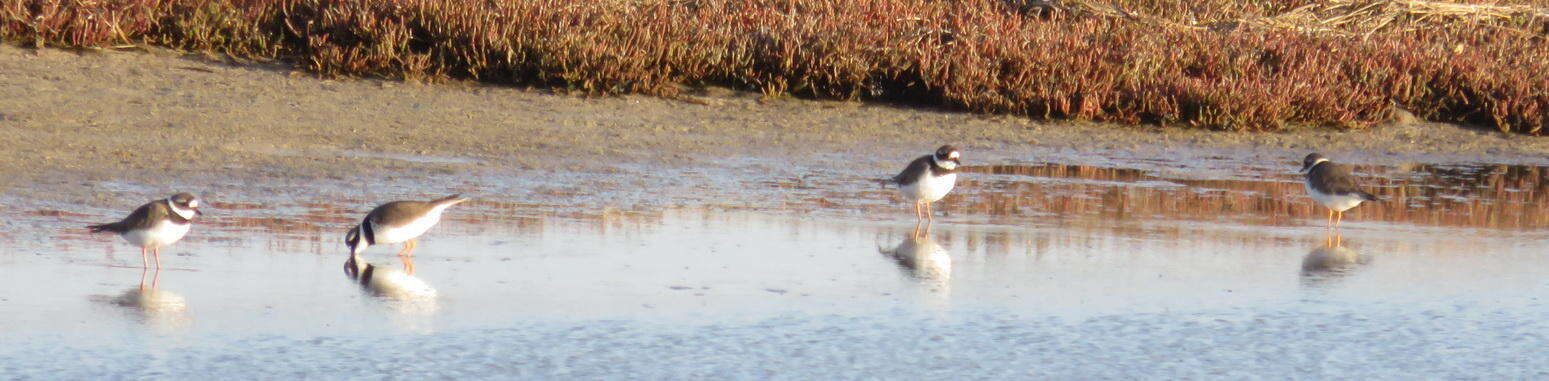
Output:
(4, 155), (1547, 378)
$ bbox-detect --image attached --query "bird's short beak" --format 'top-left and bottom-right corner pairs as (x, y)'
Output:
(194, 208), (204, 217)
(1297, 164), (1311, 174)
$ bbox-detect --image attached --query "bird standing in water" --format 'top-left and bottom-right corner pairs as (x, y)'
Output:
(88, 193), (204, 269)
(1299, 153), (1379, 230)
(889, 145), (961, 234)
(344, 195), (468, 275)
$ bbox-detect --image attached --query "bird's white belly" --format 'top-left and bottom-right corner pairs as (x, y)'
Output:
(374, 215), (442, 244)
(1306, 183), (1365, 212)
(122, 220), (191, 248)
(899, 173), (957, 203)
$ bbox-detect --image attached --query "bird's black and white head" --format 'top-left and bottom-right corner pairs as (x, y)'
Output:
(343, 226), (370, 281)
(344, 227), (370, 257)
(1299, 153), (1330, 174)
(167, 193), (203, 219)
(932, 145), (961, 170)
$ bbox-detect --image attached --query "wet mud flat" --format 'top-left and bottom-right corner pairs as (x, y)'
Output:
(4, 152), (1549, 378)
(9, 43), (1549, 211)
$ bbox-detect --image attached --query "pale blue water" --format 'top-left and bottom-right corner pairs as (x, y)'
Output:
(4, 154), (1549, 379)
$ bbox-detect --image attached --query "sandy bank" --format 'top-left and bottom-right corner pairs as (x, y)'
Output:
(4, 45), (1549, 208)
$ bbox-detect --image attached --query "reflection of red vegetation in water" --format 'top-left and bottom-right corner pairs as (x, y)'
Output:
(130, 198), (660, 255)
(17, 162), (1546, 255)
(953, 164), (1549, 230)
(26, 209), (94, 218)
(206, 201), (266, 211)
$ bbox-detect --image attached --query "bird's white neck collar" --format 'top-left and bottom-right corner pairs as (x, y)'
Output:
(1301, 158), (1330, 174)
(168, 198), (197, 220)
(353, 226), (372, 254)
(932, 156), (958, 170)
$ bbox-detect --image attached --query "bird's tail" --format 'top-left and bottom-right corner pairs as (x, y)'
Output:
(434, 194), (469, 206)
(87, 222), (122, 233)
(1357, 191), (1379, 202)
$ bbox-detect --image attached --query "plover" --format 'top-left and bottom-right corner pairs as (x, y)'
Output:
(889, 145), (961, 230)
(1299, 153), (1379, 229)
(344, 194), (468, 274)
(87, 193), (203, 269)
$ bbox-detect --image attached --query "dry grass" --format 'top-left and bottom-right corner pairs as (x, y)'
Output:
(4, 0), (1546, 133)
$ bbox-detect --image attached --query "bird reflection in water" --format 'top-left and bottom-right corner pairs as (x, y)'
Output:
(96, 269), (190, 330)
(343, 254), (438, 315)
(881, 227), (952, 295)
(1300, 233), (1372, 289)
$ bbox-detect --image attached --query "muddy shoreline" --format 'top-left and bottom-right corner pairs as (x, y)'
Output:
(5, 45), (1549, 210)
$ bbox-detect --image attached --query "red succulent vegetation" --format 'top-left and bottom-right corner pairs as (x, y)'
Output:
(3, 0), (1545, 133)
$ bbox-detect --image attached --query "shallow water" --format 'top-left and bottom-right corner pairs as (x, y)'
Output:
(4, 154), (1549, 378)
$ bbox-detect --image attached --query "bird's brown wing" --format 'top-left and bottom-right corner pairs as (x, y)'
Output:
(891, 155), (933, 186)
(88, 200), (168, 233)
(367, 200), (434, 228)
(1312, 164), (1378, 200)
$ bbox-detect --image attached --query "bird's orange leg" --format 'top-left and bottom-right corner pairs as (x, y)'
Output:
(1335, 211), (1344, 230)
(153, 247), (162, 270)
(924, 202), (935, 233)
(1325, 209), (1334, 230)
(140, 247), (149, 269)
(398, 240), (418, 274)
(397, 239), (417, 257)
